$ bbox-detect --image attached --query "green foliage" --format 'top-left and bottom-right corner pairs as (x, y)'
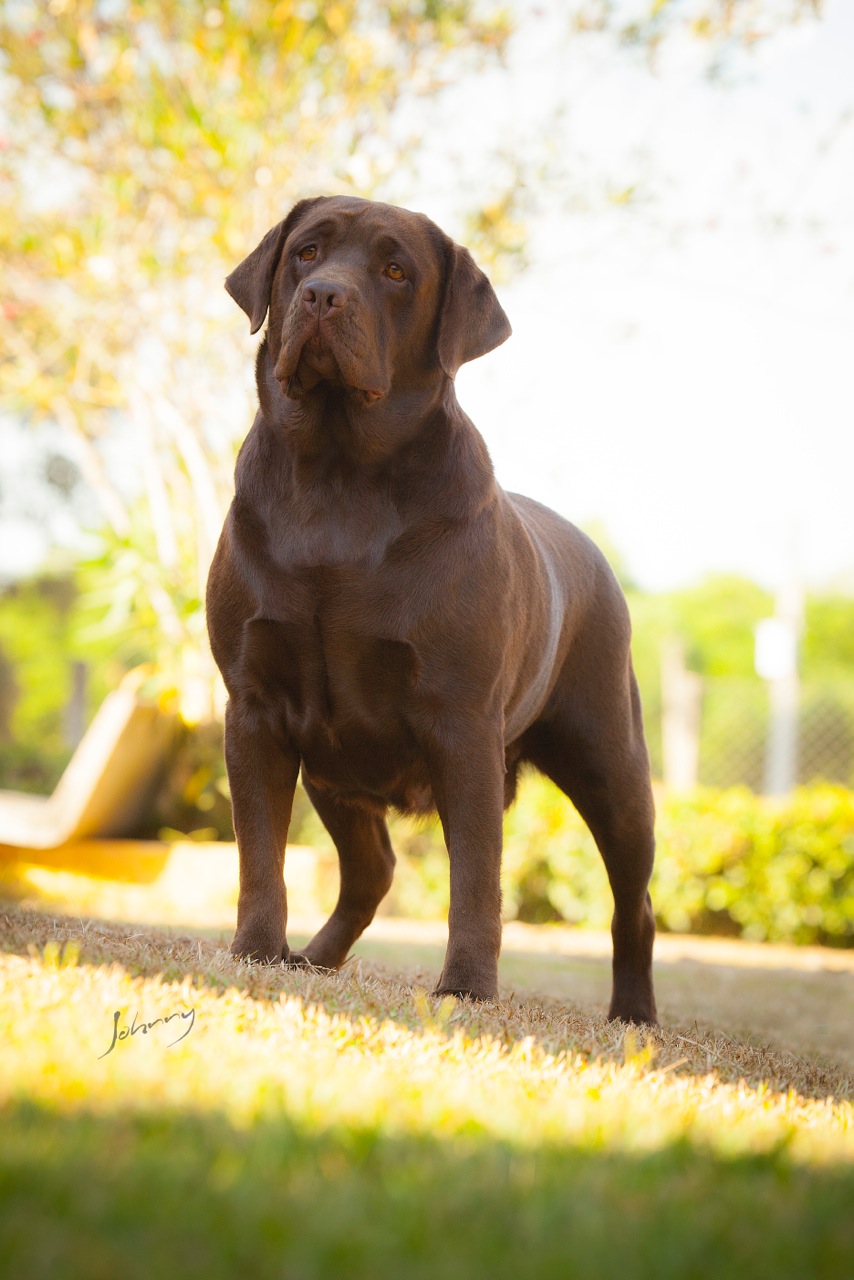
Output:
(0, 580), (76, 791)
(73, 511), (210, 701)
(148, 719), (233, 842)
(627, 575), (773, 683)
(0, 575), (123, 792)
(803, 596), (854, 677)
(669, 576), (773, 677)
(501, 776), (606, 926)
(376, 774), (854, 947)
(654, 784), (854, 945)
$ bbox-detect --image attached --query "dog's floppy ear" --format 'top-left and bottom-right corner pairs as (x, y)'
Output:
(436, 241), (512, 378)
(225, 197), (323, 334)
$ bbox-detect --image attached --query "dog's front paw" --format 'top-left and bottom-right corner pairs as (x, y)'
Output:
(434, 944), (499, 1002)
(607, 1003), (659, 1029)
(230, 928), (287, 965)
(432, 985), (495, 1002)
(433, 965), (498, 1003)
(608, 977), (658, 1027)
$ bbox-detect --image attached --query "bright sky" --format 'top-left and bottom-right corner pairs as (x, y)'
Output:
(421, 0), (854, 592)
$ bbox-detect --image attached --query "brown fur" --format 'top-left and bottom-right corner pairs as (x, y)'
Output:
(206, 195), (657, 1023)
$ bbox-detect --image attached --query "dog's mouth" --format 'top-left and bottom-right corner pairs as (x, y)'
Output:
(276, 334), (386, 407)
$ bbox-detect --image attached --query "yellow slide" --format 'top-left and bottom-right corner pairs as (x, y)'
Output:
(0, 669), (180, 875)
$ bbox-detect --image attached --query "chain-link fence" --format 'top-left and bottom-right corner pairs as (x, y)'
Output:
(645, 662), (854, 793)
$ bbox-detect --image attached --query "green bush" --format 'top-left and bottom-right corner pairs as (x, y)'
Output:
(373, 776), (854, 947)
(653, 783), (854, 946)
(0, 575), (133, 794)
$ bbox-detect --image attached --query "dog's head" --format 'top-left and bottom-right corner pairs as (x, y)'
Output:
(225, 196), (511, 410)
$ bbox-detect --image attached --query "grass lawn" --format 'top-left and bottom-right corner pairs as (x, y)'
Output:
(0, 855), (852, 1279)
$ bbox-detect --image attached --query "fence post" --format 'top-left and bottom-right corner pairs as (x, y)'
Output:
(756, 575), (803, 797)
(661, 637), (702, 792)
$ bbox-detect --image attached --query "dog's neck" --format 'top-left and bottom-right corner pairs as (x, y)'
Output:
(242, 337), (496, 528)
(256, 336), (460, 468)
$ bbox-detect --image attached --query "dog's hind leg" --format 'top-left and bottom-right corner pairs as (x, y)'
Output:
(526, 663), (658, 1026)
(288, 779), (396, 971)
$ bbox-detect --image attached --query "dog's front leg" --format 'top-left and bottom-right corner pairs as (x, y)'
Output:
(429, 724), (505, 1001)
(225, 697), (300, 964)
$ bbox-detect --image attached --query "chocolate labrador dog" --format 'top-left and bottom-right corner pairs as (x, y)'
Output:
(207, 195), (657, 1024)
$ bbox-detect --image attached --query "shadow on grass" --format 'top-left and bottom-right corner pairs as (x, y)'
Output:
(1, 1095), (852, 1280)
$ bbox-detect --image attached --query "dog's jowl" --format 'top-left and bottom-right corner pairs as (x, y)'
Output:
(206, 195), (658, 1025)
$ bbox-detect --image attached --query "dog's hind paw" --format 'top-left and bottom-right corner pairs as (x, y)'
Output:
(286, 951), (336, 975)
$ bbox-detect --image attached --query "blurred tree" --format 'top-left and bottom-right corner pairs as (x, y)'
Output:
(0, 0), (827, 713)
(626, 573), (773, 694)
(667, 574), (774, 677)
(0, 575), (100, 791)
(802, 596), (854, 678)
(0, 0), (510, 706)
(593, 0), (823, 72)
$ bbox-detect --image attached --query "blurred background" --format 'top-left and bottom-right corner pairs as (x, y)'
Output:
(1, 0), (852, 947)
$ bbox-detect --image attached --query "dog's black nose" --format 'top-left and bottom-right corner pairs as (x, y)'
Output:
(302, 279), (346, 317)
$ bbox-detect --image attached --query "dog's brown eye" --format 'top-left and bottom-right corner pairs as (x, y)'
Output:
(298, 245), (317, 262)
(385, 262), (405, 282)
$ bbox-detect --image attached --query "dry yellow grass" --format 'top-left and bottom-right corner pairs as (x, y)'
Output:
(2, 904), (851, 1126)
(4, 843), (852, 1073)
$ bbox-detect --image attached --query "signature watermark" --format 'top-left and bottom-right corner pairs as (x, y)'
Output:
(99, 1007), (196, 1058)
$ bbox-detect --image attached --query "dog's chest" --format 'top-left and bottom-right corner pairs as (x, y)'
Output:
(266, 479), (403, 574)
(241, 581), (425, 801)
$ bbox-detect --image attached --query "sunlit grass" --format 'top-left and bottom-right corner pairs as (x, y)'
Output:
(1, 908), (852, 1278)
(2, 939), (851, 1154)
